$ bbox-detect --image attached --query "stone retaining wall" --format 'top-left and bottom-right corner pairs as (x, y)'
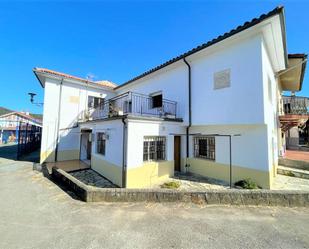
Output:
(52, 167), (309, 207)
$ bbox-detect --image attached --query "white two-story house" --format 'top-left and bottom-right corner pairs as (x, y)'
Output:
(34, 6), (307, 189)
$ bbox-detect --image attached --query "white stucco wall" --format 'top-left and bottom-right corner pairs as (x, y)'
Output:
(41, 78), (115, 161)
(261, 38), (280, 169)
(86, 119), (124, 167)
(189, 125), (269, 172)
(126, 119), (186, 169)
(189, 35), (264, 125)
(116, 61), (189, 124)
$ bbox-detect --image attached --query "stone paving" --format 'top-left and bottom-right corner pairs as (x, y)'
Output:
(69, 169), (117, 188)
(273, 174), (309, 191)
(285, 149), (309, 162)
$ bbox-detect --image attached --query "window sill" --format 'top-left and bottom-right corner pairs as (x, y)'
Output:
(194, 157), (215, 162)
(143, 160), (167, 163)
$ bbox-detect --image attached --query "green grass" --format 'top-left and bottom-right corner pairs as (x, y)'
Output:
(234, 178), (260, 189)
(160, 181), (181, 189)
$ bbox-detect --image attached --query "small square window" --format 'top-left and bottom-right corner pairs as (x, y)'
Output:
(151, 94), (162, 108)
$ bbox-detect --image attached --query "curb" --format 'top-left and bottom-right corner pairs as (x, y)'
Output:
(51, 167), (309, 207)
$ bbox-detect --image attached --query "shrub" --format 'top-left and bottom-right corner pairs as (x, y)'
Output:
(160, 181), (181, 189)
(234, 178), (260, 189)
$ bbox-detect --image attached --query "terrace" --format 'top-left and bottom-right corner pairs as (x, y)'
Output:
(280, 96), (309, 132)
(80, 92), (178, 121)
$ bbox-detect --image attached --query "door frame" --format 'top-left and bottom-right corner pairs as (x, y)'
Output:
(80, 129), (92, 165)
(174, 136), (181, 171)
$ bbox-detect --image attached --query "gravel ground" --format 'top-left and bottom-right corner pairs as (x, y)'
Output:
(69, 169), (117, 188)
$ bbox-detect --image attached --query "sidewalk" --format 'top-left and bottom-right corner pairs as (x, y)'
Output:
(285, 150), (309, 162)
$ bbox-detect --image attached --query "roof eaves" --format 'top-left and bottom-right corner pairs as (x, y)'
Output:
(299, 54), (307, 91)
(285, 53), (307, 91)
(33, 68), (117, 90)
(115, 6), (285, 90)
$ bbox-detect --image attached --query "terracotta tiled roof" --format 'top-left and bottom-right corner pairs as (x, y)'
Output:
(115, 6), (286, 89)
(0, 111), (42, 124)
(95, 80), (117, 88)
(34, 68), (117, 89)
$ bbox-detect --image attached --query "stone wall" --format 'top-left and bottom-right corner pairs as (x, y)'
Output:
(52, 167), (309, 207)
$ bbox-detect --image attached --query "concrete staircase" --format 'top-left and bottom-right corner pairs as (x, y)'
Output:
(277, 165), (309, 179)
(278, 157), (309, 179)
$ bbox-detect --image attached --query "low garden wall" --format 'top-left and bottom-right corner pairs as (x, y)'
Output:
(52, 167), (309, 207)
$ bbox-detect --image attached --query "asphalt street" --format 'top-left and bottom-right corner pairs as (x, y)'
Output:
(0, 158), (308, 249)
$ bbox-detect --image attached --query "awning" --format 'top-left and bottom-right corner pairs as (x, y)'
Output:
(279, 54), (307, 91)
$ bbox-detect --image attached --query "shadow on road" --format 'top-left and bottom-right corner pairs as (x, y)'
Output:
(0, 143), (39, 163)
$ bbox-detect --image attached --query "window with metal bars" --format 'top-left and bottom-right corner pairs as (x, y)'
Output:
(194, 136), (215, 160)
(96, 132), (106, 155)
(143, 136), (166, 161)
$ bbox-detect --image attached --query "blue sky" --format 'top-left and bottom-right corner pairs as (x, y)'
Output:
(0, 0), (308, 114)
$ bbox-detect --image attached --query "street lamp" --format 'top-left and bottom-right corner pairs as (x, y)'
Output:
(28, 92), (43, 107)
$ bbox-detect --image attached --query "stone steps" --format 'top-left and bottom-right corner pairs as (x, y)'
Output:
(277, 165), (309, 180)
(278, 157), (309, 171)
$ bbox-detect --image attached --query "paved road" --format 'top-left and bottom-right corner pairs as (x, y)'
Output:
(0, 159), (309, 249)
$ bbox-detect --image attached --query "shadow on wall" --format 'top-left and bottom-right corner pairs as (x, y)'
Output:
(41, 111), (85, 163)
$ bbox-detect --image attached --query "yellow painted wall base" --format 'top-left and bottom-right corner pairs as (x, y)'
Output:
(57, 150), (80, 161)
(91, 154), (123, 187)
(40, 150), (55, 164)
(126, 161), (174, 188)
(187, 158), (272, 189)
(40, 150), (79, 163)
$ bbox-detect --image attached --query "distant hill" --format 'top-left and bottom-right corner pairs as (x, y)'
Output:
(0, 106), (43, 120)
(0, 107), (13, 115)
(31, 113), (43, 120)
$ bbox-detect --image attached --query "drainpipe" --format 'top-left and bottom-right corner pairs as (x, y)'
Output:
(121, 117), (127, 188)
(183, 58), (192, 171)
(55, 78), (64, 162)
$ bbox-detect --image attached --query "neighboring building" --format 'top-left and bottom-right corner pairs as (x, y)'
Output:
(282, 95), (309, 149)
(34, 6), (307, 189)
(0, 112), (42, 144)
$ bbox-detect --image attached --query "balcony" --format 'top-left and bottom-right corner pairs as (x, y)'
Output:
(280, 96), (309, 132)
(283, 96), (309, 115)
(80, 92), (178, 121)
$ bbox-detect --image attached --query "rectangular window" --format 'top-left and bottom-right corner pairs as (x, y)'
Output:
(194, 136), (215, 160)
(88, 96), (105, 109)
(143, 136), (166, 161)
(96, 132), (106, 155)
(151, 94), (162, 108)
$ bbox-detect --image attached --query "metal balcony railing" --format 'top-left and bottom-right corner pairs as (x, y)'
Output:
(80, 92), (177, 121)
(282, 96), (309, 115)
